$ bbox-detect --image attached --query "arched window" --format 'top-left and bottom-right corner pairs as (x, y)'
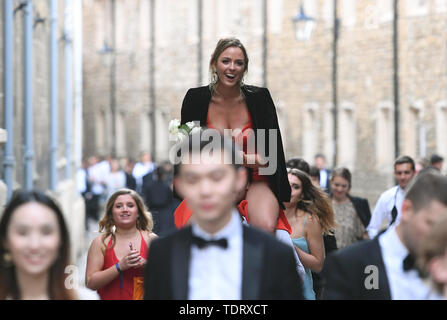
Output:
(435, 101), (447, 158)
(302, 103), (319, 163)
(115, 111), (126, 158)
(404, 100), (425, 158)
(323, 103), (334, 167)
(338, 102), (356, 170)
(376, 101), (394, 170)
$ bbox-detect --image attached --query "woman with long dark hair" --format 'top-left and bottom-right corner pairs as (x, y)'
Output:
(0, 190), (95, 300)
(284, 168), (336, 300)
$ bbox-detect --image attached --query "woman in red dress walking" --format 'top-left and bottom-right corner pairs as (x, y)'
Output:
(85, 189), (157, 300)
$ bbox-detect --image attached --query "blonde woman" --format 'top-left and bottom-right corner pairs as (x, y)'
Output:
(179, 38), (290, 234)
(86, 189), (157, 300)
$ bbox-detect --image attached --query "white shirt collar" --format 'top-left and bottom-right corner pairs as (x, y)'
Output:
(381, 225), (409, 261)
(192, 209), (242, 241)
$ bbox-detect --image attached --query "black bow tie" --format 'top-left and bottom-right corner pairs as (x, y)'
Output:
(403, 254), (416, 271)
(191, 235), (228, 249)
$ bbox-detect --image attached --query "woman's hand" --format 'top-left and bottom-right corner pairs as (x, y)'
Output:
(119, 249), (142, 271)
(242, 152), (268, 169)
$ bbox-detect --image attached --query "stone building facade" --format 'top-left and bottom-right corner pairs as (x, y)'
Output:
(82, 0), (447, 207)
(0, 0), (85, 261)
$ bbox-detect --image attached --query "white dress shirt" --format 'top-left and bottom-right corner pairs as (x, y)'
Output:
(188, 210), (243, 300)
(132, 161), (156, 192)
(378, 226), (442, 300)
(367, 185), (405, 239)
(319, 169), (329, 189)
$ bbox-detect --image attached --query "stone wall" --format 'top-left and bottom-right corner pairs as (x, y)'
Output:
(82, 0), (447, 208)
(0, 0), (85, 260)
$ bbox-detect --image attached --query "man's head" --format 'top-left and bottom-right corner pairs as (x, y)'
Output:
(314, 153), (326, 170)
(397, 171), (447, 255)
(174, 130), (247, 234)
(286, 157), (310, 174)
(430, 154), (444, 171)
(394, 155), (415, 189)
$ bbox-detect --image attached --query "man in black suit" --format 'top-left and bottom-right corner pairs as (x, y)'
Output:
(144, 131), (303, 300)
(322, 169), (447, 299)
(314, 154), (331, 194)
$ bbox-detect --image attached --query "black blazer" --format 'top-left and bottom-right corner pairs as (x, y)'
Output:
(144, 225), (304, 300)
(179, 85), (291, 208)
(348, 195), (372, 228)
(321, 236), (391, 300)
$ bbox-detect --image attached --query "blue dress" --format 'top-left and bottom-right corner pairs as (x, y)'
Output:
(292, 213), (316, 300)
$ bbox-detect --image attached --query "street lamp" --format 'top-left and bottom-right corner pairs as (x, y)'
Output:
(291, 3), (315, 41)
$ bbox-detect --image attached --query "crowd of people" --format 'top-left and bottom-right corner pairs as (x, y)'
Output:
(76, 152), (179, 237)
(1, 38), (446, 301)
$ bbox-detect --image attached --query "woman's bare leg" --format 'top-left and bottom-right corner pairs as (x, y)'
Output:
(245, 181), (279, 233)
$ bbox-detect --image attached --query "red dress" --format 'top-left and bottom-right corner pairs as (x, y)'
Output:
(177, 110), (291, 233)
(98, 231), (148, 300)
(174, 199), (292, 234)
(206, 111), (269, 183)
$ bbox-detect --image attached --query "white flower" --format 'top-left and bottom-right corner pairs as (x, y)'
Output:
(169, 119), (180, 134)
(168, 118), (201, 143)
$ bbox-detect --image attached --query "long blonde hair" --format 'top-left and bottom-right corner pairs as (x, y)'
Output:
(99, 189), (153, 248)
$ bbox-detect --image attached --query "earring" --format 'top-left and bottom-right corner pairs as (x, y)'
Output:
(3, 251), (13, 267)
(239, 75), (245, 87)
(211, 69), (218, 84)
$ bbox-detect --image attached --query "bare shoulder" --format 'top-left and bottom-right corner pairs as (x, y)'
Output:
(143, 230), (158, 244)
(306, 214), (322, 232)
(89, 234), (108, 255)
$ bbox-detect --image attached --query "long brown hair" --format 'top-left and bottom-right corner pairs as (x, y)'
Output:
(287, 168), (336, 235)
(99, 188), (153, 248)
(209, 38), (249, 95)
(0, 190), (77, 300)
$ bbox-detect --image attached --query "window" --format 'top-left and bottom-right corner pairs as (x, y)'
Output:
(341, 0), (357, 27)
(435, 101), (447, 158)
(404, 100), (425, 158)
(115, 112), (126, 158)
(96, 110), (107, 155)
(322, 0), (334, 28)
(405, 0), (429, 17)
(338, 102), (356, 170)
(376, 101), (394, 170)
(268, 0), (283, 34)
(140, 111), (152, 155)
(323, 103), (335, 167)
(435, 0), (447, 13)
(302, 103), (319, 164)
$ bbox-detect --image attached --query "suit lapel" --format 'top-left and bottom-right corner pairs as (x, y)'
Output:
(199, 86), (211, 126)
(370, 237), (392, 299)
(241, 226), (263, 299)
(171, 227), (192, 300)
(242, 86), (258, 129)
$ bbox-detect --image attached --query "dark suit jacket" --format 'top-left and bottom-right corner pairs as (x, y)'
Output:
(179, 85), (291, 208)
(349, 195), (372, 228)
(144, 224), (304, 300)
(322, 236), (391, 300)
